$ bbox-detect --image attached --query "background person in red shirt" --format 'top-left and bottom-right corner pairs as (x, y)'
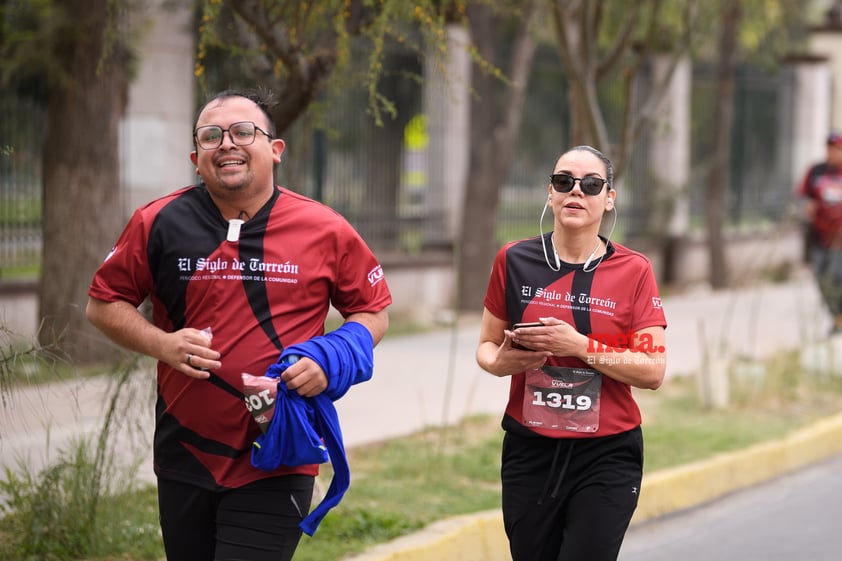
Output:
(799, 131), (842, 334)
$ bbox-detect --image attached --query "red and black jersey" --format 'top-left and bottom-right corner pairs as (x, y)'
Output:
(89, 185), (392, 490)
(798, 162), (842, 247)
(483, 233), (666, 438)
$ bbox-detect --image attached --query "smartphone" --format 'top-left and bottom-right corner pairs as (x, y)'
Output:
(512, 321), (544, 330)
(511, 321), (543, 349)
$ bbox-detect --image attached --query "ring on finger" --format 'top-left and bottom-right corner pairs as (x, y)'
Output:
(186, 353), (194, 367)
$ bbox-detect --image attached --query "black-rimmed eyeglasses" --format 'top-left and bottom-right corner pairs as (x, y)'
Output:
(549, 173), (608, 196)
(193, 121), (273, 150)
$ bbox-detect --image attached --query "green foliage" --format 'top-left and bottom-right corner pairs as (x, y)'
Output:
(0, 0), (56, 91)
(294, 415), (504, 560)
(0, 455), (162, 561)
(682, 0), (810, 67)
(0, 328), (68, 407)
(196, 0), (459, 132)
(580, 0), (809, 68)
(294, 510), (422, 561)
(1, 344), (108, 394)
(0, 0), (140, 92)
(0, 357), (152, 560)
(0, 446), (101, 561)
(736, 0), (809, 68)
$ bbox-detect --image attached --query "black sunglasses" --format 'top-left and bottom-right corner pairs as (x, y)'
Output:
(550, 173), (608, 196)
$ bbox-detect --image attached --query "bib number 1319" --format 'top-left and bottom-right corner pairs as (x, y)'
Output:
(532, 392), (592, 410)
(522, 366), (602, 433)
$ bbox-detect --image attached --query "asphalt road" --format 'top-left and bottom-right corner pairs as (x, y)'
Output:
(619, 453), (842, 561)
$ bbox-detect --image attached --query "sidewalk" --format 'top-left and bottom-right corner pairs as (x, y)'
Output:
(0, 271), (839, 536)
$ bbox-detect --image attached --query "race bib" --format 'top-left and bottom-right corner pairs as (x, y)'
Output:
(523, 366), (602, 433)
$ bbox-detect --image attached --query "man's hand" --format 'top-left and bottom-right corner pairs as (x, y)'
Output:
(280, 357), (329, 397)
(164, 327), (221, 380)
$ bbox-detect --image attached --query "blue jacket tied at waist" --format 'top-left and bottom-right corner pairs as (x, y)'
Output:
(250, 321), (374, 535)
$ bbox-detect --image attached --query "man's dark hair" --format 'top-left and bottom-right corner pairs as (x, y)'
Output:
(193, 88), (277, 137)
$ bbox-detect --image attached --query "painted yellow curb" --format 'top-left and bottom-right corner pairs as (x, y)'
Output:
(632, 411), (842, 522)
(344, 510), (508, 561)
(344, 412), (842, 561)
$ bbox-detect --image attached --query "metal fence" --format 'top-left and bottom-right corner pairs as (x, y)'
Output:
(277, 48), (797, 251)
(0, 94), (43, 276)
(0, 51), (796, 276)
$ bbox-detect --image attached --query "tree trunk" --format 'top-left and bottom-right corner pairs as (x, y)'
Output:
(705, 1), (741, 289)
(457, 1), (537, 313)
(38, 0), (129, 363)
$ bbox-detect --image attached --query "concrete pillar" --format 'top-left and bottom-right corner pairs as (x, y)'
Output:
(121, 0), (196, 214)
(647, 55), (692, 283)
(649, 55), (692, 239)
(786, 57), (832, 189)
(424, 24), (471, 245)
(810, 17), (842, 132)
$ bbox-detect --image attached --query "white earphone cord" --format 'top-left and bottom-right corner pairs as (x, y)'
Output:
(540, 199), (618, 273)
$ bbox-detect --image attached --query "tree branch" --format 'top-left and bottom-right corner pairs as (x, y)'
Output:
(224, 0), (339, 133)
(552, 0), (582, 82)
(613, 0), (697, 176)
(498, 0), (538, 168)
(595, 1), (643, 80)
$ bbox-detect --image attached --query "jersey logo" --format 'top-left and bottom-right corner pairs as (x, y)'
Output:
(103, 246), (117, 262)
(651, 297), (663, 309)
(368, 265), (385, 286)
